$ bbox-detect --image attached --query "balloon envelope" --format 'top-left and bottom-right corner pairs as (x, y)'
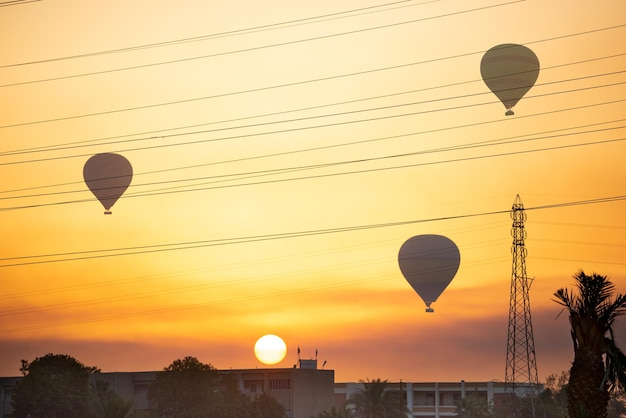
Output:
(398, 234), (460, 312)
(480, 44), (539, 116)
(83, 153), (133, 214)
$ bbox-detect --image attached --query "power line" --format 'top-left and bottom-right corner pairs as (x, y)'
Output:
(107, 133), (626, 202)
(1, 248), (509, 320)
(2, 227), (454, 302)
(2, 123), (625, 204)
(0, 0), (426, 67)
(3, 51), (623, 158)
(3, 17), (622, 95)
(1, 74), (624, 167)
(0, 195), (624, 268)
(0, 273), (400, 335)
(2, 112), (623, 210)
(1, 41), (623, 131)
(0, 0), (41, 6)
(12, 130), (625, 212)
(3, 229), (621, 333)
(0, 225), (505, 307)
(0, 249), (399, 316)
(0, 53), (626, 162)
(0, 1), (532, 88)
(0, 98), (624, 203)
(532, 256), (626, 267)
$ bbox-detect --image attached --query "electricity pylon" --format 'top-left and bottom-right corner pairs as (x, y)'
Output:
(503, 195), (539, 418)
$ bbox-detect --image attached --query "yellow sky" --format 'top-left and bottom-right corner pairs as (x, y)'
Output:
(1, 0), (625, 383)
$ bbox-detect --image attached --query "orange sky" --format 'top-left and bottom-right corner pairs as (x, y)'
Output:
(1, 0), (626, 383)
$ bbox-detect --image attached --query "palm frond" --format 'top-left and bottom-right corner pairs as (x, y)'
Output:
(553, 288), (576, 310)
(576, 271), (614, 317)
(603, 337), (626, 393)
(601, 294), (626, 328)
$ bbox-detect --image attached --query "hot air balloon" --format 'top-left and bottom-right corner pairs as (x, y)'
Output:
(480, 43), (539, 116)
(398, 234), (460, 313)
(83, 153), (133, 214)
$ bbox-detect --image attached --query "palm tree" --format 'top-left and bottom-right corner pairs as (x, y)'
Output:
(553, 271), (626, 418)
(348, 378), (409, 418)
(316, 405), (355, 418)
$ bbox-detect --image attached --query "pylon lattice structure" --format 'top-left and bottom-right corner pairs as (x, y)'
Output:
(504, 195), (539, 417)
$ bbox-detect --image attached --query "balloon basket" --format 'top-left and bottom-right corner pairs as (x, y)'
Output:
(104, 211), (112, 215)
(505, 109), (514, 116)
(425, 307), (434, 313)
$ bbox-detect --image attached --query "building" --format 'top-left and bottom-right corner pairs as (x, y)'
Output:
(0, 377), (20, 418)
(1, 366), (541, 418)
(335, 380), (542, 418)
(225, 365), (335, 418)
(0, 364), (334, 418)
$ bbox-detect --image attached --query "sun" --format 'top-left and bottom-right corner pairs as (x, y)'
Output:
(254, 334), (287, 365)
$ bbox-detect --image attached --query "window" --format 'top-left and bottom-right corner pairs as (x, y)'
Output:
(244, 380), (264, 393)
(269, 378), (290, 390)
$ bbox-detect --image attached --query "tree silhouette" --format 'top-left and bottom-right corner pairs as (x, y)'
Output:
(315, 405), (355, 417)
(147, 356), (220, 417)
(10, 353), (100, 418)
(553, 271), (626, 418)
(348, 378), (408, 418)
(249, 392), (285, 418)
